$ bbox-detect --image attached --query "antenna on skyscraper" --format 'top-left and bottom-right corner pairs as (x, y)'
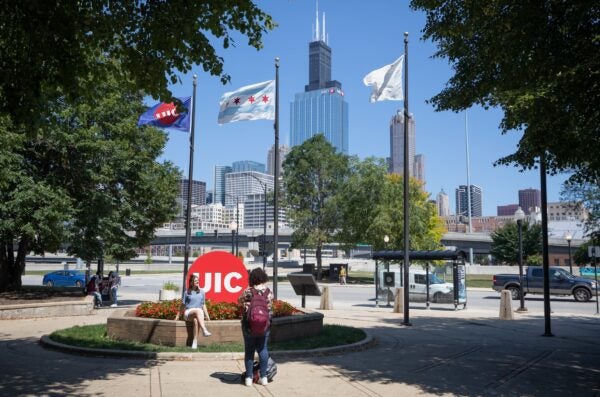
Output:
(315, 1), (320, 41)
(323, 12), (326, 43)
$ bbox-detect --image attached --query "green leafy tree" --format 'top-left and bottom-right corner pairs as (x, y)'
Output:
(337, 158), (444, 252)
(490, 222), (542, 265)
(365, 174), (444, 252)
(0, 2), (275, 127)
(282, 134), (349, 277)
(410, 1), (600, 183)
(561, 180), (600, 240)
(0, 73), (180, 292)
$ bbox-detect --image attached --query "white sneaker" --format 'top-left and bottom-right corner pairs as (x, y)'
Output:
(191, 339), (197, 349)
(260, 376), (268, 385)
(110, 304), (117, 307)
(244, 377), (253, 387)
(202, 330), (211, 337)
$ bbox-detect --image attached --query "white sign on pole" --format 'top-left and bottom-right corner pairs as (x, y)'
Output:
(588, 246), (600, 258)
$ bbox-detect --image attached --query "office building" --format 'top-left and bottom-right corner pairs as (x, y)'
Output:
(232, 160), (266, 173)
(179, 179), (206, 209)
(497, 204), (520, 216)
(436, 189), (450, 217)
(413, 154), (425, 183)
(224, 171), (274, 207)
(267, 144), (290, 175)
(290, 7), (349, 153)
(389, 111), (416, 176)
(455, 184), (482, 217)
(213, 165), (232, 205)
(518, 188), (541, 214)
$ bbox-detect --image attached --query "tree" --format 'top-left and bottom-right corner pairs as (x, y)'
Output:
(281, 135), (349, 277)
(410, 1), (600, 183)
(337, 158), (444, 252)
(0, 72), (180, 292)
(0, 1), (275, 127)
(490, 222), (542, 265)
(561, 180), (600, 240)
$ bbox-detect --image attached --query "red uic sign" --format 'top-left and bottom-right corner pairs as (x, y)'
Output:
(187, 251), (248, 303)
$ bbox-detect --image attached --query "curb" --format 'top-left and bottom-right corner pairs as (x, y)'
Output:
(39, 331), (376, 361)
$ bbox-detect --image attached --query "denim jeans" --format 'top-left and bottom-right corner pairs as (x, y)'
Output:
(111, 287), (118, 305)
(91, 292), (102, 306)
(243, 331), (269, 379)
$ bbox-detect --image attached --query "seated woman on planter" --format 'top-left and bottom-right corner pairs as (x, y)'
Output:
(180, 275), (211, 349)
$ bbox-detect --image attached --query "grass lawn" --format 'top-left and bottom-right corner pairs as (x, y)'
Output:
(49, 323), (366, 353)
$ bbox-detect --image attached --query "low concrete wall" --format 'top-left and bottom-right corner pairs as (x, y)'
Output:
(107, 309), (324, 347)
(0, 296), (94, 320)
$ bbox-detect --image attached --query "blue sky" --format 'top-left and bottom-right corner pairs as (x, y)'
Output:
(159, 0), (567, 216)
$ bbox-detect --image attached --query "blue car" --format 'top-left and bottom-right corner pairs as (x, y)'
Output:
(42, 270), (86, 288)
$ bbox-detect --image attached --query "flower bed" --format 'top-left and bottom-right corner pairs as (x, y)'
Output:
(107, 299), (323, 347)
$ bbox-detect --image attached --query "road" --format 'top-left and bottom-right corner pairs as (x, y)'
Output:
(23, 273), (600, 317)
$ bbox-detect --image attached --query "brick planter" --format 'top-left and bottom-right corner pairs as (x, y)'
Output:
(107, 309), (324, 347)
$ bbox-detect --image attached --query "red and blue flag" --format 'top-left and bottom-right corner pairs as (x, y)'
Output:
(138, 96), (191, 132)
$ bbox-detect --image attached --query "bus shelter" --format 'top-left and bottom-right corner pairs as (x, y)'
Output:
(372, 250), (468, 310)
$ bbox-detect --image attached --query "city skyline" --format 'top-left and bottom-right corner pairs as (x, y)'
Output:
(156, 1), (566, 216)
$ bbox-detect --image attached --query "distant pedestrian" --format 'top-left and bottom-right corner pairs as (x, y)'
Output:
(339, 266), (347, 285)
(180, 275), (211, 349)
(86, 274), (102, 308)
(108, 271), (121, 307)
(239, 267), (273, 386)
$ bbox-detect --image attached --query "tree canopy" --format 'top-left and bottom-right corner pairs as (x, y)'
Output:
(281, 134), (349, 274)
(561, 180), (600, 241)
(410, 1), (600, 183)
(337, 157), (444, 252)
(0, 71), (180, 291)
(490, 221), (542, 265)
(0, 1), (275, 127)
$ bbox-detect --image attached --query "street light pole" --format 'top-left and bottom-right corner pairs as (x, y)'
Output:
(565, 233), (573, 274)
(514, 207), (527, 312)
(229, 221), (237, 255)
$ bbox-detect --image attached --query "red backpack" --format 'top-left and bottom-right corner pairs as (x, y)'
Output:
(247, 287), (271, 337)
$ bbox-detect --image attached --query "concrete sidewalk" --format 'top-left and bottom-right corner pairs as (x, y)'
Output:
(1, 301), (599, 397)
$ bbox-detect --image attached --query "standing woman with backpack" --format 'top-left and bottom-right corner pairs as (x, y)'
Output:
(239, 267), (273, 386)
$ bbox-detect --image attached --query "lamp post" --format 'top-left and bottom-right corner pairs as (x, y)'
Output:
(383, 235), (391, 307)
(225, 194), (240, 256)
(229, 221), (237, 255)
(249, 173), (269, 270)
(565, 233), (573, 274)
(514, 207), (527, 312)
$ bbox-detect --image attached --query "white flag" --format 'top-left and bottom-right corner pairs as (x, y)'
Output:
(218, 80), (275, 124)
(363, 55), (404, 102)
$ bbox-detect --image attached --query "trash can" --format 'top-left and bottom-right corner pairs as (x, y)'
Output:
(126, 268), (131, 276)
(302, 263), (315, 274)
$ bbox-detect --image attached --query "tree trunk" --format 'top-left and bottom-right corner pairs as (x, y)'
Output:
(0, 239), (27, 292)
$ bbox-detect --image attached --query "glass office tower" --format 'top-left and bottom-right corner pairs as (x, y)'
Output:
(290, 7), (348, 154)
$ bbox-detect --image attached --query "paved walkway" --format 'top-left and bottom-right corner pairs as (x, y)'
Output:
(1, 297), (599, 396)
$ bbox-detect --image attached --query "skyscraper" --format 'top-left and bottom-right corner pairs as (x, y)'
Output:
(413, 154), (425, 183)
(290, 6), (349, 153)
(232, 160), (266, 173)
(455, 184), (482, 217)
(518, 188), (541, 214)
(436, 189), (450, 217)
(179, 179), (206, 207)
(267, 144), (290, 175)
(389, 111), (415, 176)
(213, 165), (232, 205)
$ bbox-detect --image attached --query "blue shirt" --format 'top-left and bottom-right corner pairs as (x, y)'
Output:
(184, 289), (205, 309)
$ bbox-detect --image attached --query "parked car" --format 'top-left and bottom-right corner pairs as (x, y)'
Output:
(42, 270), (86, 288)
(492, 266), (598, 302)
(378, 269), (454, 303)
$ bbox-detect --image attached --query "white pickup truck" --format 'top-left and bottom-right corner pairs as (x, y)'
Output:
(378, 268), (454, 303)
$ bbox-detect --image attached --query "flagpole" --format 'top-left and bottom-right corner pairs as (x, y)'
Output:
(182, 75), (197, 297)
(273, 57), (280, 300)
(402, 32), (411, 326)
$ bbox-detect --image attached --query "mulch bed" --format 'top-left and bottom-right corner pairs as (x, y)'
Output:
(0, 287), (86, 306)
